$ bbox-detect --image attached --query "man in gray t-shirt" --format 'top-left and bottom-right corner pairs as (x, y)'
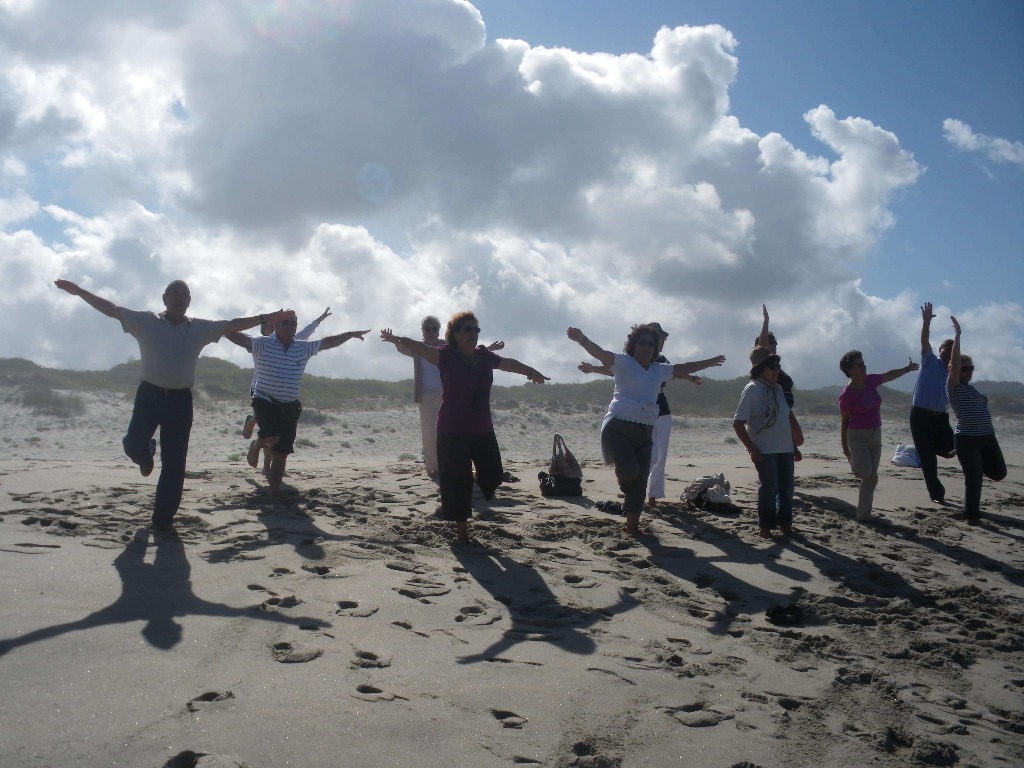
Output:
(55, 278), (290, 533)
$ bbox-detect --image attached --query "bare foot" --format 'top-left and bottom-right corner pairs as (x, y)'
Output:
(247, 440), (261, 468)
(757, 528), (773, 539)
(647, 497), (657, 508)
(624, 512), (641, 537)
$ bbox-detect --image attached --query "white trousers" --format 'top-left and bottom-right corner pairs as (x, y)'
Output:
(418, 387), (442, 475)
(646, 413), (672, 499)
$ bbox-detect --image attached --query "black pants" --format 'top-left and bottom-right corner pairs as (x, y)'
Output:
(123, 381), (193, 527)
(954, 432), (1006, 520)
(909, 406), (955, 502)
(437, 431), (503, 522)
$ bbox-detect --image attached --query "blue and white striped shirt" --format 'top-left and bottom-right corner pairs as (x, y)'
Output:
(252, 336), (322, 402)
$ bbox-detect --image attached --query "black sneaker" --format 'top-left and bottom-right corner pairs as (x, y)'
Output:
(140, 439), (156, 477)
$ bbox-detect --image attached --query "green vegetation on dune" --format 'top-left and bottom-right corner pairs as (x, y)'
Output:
(2, 357), (1022, 419)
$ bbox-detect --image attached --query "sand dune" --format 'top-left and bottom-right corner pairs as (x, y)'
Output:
(1, 392), (1022, 767)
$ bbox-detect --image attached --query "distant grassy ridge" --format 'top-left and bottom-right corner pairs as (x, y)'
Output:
(3, 357), (1023, 418)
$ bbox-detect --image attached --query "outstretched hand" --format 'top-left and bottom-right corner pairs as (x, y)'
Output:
(487, 340), (505, 352)
(578, 361), (600, 374)
(318, 307), (332, 322)
(762, 303), (769, 322)
(348, 329), (370, 341)
(951, 315), (961, 335)
(380, 328), (399, 343)
(54, 279), (81, 295)
(566, 327), (585, 344)
(921, 301), (935, 322)
(708, 355), (726, 367)
(907, 357), (919, 372)
(527, 370), (550, 384)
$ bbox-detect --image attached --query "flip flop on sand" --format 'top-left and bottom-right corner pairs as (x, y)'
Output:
(242, 414), (255, 439)
(247, 440), (261, 468)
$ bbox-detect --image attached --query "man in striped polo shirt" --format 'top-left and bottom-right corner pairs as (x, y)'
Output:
(227, 312), (370, 497)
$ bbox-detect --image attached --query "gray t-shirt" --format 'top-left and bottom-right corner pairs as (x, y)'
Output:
(734, 379), (794, 454)
(119, 309), (228, 389)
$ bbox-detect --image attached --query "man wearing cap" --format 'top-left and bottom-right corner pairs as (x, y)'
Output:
(226, 313), (370, 497)
(54, 278), (292, 533)
(910, 301), (956, 504)
(733, 346), (804, 538)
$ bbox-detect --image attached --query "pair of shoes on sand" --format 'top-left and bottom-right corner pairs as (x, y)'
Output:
(596, 500), (623, 515)
(140, 439), (156, 477)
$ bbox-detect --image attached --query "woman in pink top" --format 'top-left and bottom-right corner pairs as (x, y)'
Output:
(381, 312), (548, 544)
(838, 350), (918, 521)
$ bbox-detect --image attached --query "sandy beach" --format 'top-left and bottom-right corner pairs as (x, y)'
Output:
(1, 391), (1022, 768)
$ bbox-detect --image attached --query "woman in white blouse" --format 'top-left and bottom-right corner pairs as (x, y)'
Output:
(568, 324), (726, 536)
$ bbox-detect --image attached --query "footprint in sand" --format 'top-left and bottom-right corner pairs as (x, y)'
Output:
(564, 573), (599, 589)
(659, 702), (735, 728)
(454, 603), (501, 626)
(352, 684), (407, 702)
(161, 750), (247, 768)
(336, 600), (379, 618)
(491, 709), (528, 728)
(351, 650), (391, 669)
(259, 595), (302, 612)
(301, 564), (333, 576)
(270, 641), (323, 663)
(269, 567), (293, 577)
(392, 620), (430, 638)
(394, 576), (451, 603)
(186, 690), (235, 712)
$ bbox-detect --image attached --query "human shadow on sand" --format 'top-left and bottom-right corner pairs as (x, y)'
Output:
(0, 531), (330, 657)
(454, 548), (640, 664)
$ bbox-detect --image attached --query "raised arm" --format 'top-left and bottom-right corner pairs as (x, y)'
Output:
(222, 309), (292, 335)
(380, 328), (441, 366)
(567, 327), (614, 368)
(757, 303), (770, 348)
(920, 301), (935, 355)
(671, 355), (726, 379)
(54, 279), (122, 320)
(486, 340), (505, 352)
(225, 331), (253, 351)
(947, 316), (962, 386)
(497, 357), (549, 384)
(320, 329), (370, 351)
(296, 307), (331, 340)
(881, 357), (919, 384)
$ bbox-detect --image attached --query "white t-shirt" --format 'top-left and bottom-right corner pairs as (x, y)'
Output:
(734, 379), (793, 454)
(251, 335), (322, 402)
(418, 356), (442, 392)
(602, 353), (675, 427)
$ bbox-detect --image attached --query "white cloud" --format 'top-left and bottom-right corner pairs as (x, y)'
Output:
(0, 1), (1020, 390)
(943, 118), (1024, 169)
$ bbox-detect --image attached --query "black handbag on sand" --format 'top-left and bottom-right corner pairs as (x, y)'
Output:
(539, 434), (584, 497)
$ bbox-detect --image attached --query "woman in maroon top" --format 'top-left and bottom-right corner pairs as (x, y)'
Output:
(381, 312), (548, 543)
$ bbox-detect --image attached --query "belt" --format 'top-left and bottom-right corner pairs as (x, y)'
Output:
(912, 405), (946, 416)
(141, 380), (191, 395)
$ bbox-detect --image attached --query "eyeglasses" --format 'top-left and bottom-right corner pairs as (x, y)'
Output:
(279, 320), (297, 327)
(460, 325), (481, 333)
(961, 366), (974, 372)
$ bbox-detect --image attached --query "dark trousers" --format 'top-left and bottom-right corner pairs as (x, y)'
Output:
(954, 432), (1006, 520)
(909, 407), (955, 502)
(123, 382), (193, 526)
(756, 452), (795, 530)
(437, 431), (503, 522)
(601, 418), (653, 515)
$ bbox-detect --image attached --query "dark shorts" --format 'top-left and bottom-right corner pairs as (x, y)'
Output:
(252, 397), (302, 455)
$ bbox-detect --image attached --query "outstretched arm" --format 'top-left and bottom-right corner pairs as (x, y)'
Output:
(672, 355), (726, 379)
(578, 362), (613, 377)
(320, 329), (370, 351)
(881, 357), (919, 384)
(54, 279), (122, 320)
(486, 340), (505, 352)
(947, 316), (962, 386)
(757, 303), (770, 348)
(225, 332), (253, 351)
(380, 328), (441, 366)
(296, 307), (331, 340)
(223, 309), (292, 335)
(567, 327), (614, 368)
(497, 357), (549, 384)
(920, 301), (935, 355)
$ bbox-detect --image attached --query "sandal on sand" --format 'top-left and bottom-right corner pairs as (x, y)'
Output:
(247, 440), (261, 468)
(596, 500), (623, 515)
(242, 414), (255, 439)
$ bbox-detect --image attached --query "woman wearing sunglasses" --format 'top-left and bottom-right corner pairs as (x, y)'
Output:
(381, 312), (548, 544)
(733, 346), (804, 538)
(838, 349), (919, 522)
(568, 324), (726, 537)
(946, 316), (1006, 525)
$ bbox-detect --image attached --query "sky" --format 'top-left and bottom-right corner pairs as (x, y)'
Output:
(1, 0), (1022, 389)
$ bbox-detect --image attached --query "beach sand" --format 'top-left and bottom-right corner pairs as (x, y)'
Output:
(1, 392), (1022, 767)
